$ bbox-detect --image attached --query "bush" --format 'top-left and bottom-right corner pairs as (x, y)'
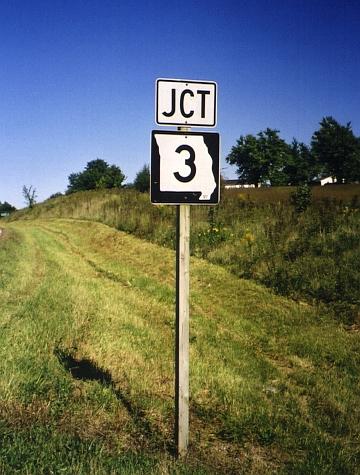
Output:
(134, 165), (150, 193)
(290, 184), (311, 212)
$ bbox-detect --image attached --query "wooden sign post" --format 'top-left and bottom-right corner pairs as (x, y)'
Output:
(151, 78), (219, 458)
(175, 203), (190, 457)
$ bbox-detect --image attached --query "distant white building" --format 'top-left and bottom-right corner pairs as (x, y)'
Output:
(314, 176), (337, 186)
(320, 176), (337, 186)
(224, 180), (257, 189)
(224, 177), (339, 188)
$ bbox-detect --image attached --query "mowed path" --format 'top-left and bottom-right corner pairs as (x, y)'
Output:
(0, 219), (359, 473)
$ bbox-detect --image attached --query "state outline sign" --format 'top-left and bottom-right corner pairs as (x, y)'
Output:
(151, 130), (220, 205)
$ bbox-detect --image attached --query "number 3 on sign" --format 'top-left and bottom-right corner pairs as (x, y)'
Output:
(174, 145), (196, 183)
(155, 132), (217, 199)
(151, 130), (219, 204)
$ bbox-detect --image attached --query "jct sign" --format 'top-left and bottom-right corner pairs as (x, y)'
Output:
(156, 79), (217, 127)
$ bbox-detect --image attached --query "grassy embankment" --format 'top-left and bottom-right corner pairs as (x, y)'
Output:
(11, 185), (360, 322)
(0, 218), (359, 473)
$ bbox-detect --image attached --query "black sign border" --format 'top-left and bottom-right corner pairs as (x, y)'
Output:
(156, 79), (217, 127)
(151, 130), (220, 205)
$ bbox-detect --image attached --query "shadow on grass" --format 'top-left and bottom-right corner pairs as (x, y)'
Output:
(54, 347), (174, 454)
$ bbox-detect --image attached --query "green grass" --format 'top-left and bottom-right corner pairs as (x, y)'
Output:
(1, 219), (360, 473)
(9, 186), (360, 321)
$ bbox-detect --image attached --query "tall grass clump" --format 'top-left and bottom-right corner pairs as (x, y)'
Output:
(208, 192), (360, 323)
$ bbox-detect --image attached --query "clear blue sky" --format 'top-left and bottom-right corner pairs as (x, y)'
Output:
(1, 0), (359, 208)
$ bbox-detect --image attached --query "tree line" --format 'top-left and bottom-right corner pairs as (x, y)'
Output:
(3, 115), (359, 212)
(67, 116), (360, 198)
(226, 116), (360, 186)
(65, 159), (149, 194)
(3, 161), (149, 212)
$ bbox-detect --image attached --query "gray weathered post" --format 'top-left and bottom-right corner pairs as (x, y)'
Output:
(175, 202), (190, 457)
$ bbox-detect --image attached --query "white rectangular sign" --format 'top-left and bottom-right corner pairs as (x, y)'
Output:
(156, 78), (217, 127)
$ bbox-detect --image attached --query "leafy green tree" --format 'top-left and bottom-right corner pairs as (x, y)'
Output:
(67, 159), (126, 194)
(226, 134), (264, 186)
(311, 117), (360, 183)
(284, 139), (320, 185)
(134, 164), (150, 192)
(226, 128), (292, 186)
(22, 185), (37, 208)
(0, 201), (16, 214)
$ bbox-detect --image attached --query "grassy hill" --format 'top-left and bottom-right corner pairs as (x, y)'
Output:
(1, 217), (360, 473)
(9, 185), (360, 322)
